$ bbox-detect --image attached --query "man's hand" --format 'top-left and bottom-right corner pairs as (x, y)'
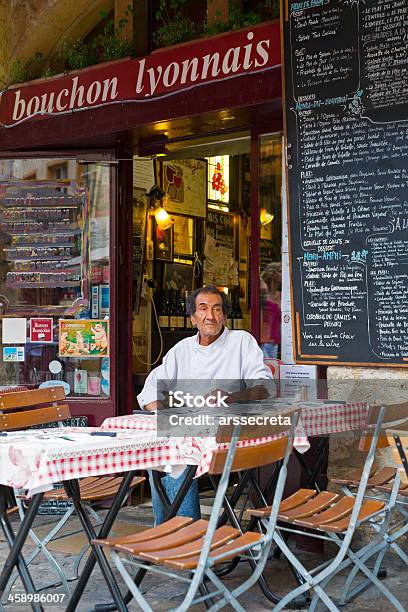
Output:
(226, 385), (270, 404)
(204, 385), (269, 406)
(144, 400), (164, 412)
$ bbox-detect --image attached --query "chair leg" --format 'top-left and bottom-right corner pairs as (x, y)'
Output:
(1, 505), (73, 603)
(338, 544), (388, 605)
(204, 567), (246, 612)
(110, 551), (150, 612)
(342, 544), (405, 611)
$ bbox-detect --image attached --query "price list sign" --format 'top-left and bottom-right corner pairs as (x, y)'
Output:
(283, 0), (408, 365)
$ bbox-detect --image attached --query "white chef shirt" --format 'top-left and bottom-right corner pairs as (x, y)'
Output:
(137, 327), (275, 408)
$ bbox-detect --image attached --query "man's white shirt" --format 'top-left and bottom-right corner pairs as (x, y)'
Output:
(137, 328), (275, 408)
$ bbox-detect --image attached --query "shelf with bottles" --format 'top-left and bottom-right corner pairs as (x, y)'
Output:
(3, 191), (85, 209)
(6, 271), (81, 289)
(226, 288), (245, 331)
(6, 228), (81, 241)
(4, 244), (78, 260)
(156, 289), (194, 333)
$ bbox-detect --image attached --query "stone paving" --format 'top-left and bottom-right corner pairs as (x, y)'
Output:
(0, 500), (407, 612)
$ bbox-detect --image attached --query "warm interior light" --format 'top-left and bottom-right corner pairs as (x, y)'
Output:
(154, 205), (174, 230)
(260, 208), (274, 226)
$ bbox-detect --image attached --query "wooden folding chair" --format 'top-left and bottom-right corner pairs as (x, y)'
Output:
(92, 408), (300, 611)
(248, 404), (405, 612)
(0, 387), (145, 599)
(329, 402), (408, 605)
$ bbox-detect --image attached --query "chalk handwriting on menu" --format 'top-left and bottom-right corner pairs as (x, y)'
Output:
(284, 0), (408, 365)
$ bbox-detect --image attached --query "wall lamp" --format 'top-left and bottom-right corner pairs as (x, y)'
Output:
(146, 185), (174, 230)
(260, 208), (274, 226)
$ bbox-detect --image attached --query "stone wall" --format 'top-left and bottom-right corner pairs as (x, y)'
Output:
(0, 0), (113, 87)
(327, 366), (408, 482)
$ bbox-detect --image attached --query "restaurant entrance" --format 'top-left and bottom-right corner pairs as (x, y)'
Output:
(131, 128), (284, 407)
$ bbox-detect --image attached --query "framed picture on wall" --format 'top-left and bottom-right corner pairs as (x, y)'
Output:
(154, 221), (174, 262)
(161, 159), (207, 218)
(163, 262), (193, 293)
(172, 214), (194, 257)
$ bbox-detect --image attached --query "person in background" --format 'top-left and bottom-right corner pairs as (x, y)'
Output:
(137, 285), (276, 524)
(260, 262), (282, 359)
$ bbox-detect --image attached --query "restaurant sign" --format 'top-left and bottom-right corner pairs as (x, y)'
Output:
(0, 22), (280, 127)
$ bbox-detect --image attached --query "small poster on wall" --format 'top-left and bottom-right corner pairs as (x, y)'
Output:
(30, 318), (53, 343)
(59, 319), (109, 357)
(162, 159), (207, 218)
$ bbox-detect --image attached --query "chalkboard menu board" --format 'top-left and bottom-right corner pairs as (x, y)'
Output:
(132, 191), (148, 313)
(284, 0), (408, 366)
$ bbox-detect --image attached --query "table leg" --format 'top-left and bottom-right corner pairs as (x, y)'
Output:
(152, 465), (198, 520)
(65, 471), (136, 612)
(0, 486), (44, 612)
(294, 437), (329, 491)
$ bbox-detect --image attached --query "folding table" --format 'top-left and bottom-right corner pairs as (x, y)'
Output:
(0, 427), (202, 612)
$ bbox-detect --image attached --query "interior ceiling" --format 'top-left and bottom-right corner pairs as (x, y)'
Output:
(132, 101), (282, 155)
(161, 132), (251, 159)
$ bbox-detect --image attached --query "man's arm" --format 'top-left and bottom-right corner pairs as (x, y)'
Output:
(137, 347), (177, 410)
(240, 332), (276, 399)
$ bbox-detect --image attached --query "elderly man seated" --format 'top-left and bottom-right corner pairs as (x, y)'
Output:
(137, 285), (276, 524)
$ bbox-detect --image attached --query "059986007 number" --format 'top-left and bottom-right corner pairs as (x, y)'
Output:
(8, 593), (66, 604)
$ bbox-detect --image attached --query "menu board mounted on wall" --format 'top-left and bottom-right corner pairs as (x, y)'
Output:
(283, 0), (408, 366)
(162, 159), (207, 218)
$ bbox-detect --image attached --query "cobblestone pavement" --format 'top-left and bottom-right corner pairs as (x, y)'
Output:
(1, 502), (407, 611)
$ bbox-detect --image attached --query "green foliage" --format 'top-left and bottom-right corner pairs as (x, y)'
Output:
(154, 0), (199, 47)
(260, 0), (280, 18)
(205, 2), (261, 36)
(6, 1), (278, 86)
(92, 6), (134, 62)
(8, 59), (27, 86)
(8, 52), (50, 86)
(58, 39), (97, 72)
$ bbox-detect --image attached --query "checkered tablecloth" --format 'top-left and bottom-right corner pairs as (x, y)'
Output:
(0, 427), (185, 496)
(102, 400), (368, 438)
(100, 400), (369, 477)
(0, 402), (369, 496)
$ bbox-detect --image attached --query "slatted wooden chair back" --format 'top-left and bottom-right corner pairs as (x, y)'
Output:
(209, 408), (296, 475)
(358, 401), (408, 452)
(0, 387), (71, 431)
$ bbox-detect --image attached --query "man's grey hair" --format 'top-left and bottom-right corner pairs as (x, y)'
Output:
(186, 286), (231, 316)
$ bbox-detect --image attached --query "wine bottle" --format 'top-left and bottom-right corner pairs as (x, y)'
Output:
(233, 292), (243, 330)
(158, 291), (170, 330)
(184, 291), (193, 329)
(176, 291), (185, 329)
(169, 290), (178, 330)
(227, 295), (233, 329)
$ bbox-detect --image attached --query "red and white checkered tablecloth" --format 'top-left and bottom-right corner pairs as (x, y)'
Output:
(0, 428), (188, 496)
(0, 402), (369, 495)
(100, 400), (369, 477)
(101, 401), (368, 438)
